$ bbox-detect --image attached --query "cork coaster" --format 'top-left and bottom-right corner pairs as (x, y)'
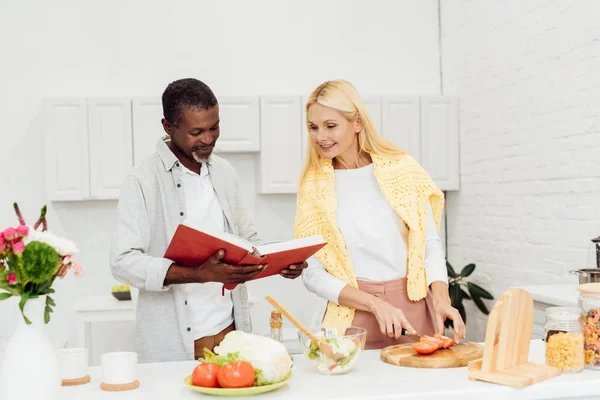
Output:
(61, 375), (91, 386)
(100, 380), (140, 391)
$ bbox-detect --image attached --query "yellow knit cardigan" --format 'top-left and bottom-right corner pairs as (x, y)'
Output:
(293, 152), (444, 329)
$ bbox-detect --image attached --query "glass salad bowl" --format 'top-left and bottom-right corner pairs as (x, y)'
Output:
(298, 326), (367, 375)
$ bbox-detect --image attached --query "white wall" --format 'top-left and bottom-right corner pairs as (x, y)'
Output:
(0, 0), (443, 360)
(441, 0), (600, 339)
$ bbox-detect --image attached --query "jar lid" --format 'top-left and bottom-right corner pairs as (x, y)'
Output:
(578, 283), (600, 294)
(271, 311), (281, 319)
(545, 306), (581, 321)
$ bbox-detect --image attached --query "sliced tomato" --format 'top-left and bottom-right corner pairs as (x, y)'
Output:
(191, 363), (220, 388)
(411, 341), (439, 355)
(419, 335), (443, 350)
(217, 361), (255, 389)
(434, 334), (456, 349)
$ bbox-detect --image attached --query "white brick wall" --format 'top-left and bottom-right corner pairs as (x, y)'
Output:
(441, 0), (600, 340)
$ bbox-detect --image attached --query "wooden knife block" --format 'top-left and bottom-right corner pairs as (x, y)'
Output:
(467, 288), (562, 388)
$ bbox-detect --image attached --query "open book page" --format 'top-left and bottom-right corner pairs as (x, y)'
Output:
(181, 217), (255, 253)
(254, 235), (326, 256)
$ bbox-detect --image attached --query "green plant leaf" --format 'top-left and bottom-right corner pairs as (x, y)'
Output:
(0, 292), (12, 301)
(471, 294), (490, 315)
(456, 301), (466, 324)
(45, 295), (55, 324)
(449, 283), (463, 309)
(467, 282), (494, 300)
(460, 263), (476, 277)
(19, 292), (31, 325)
(446, 260), (457, 278)
(460, 288), (471, 300)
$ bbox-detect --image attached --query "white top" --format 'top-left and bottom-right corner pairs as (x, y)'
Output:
(303, 163), (448, 307)
(58, 340), (600, 400)
(180, 164), (234, 340)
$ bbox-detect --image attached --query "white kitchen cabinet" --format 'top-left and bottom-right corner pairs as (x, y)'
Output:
(363, 96), (382, 134)
(44, 99), (90, 201)
(132, 97), (164, 166)
(420, 97), (460, 191)
(300, 96), (309, 163)
(259, 96), (302, 194)
(44, 98), (133, 201)
(88, 99), (133, 199)
(214, 97), (260, 153)
(381, 97), (421, 162)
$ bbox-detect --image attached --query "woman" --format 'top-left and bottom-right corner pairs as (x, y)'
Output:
(294, 80), (466, 350)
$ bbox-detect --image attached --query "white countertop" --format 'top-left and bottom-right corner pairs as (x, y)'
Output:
(73, 295), (135, 312)
(59, 340), (600, 400)
(517, 284), (579, 307)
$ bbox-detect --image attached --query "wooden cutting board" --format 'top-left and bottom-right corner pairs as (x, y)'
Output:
(380, 342), (484, 368)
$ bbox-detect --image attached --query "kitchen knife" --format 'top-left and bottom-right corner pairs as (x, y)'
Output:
(393, 324), (422, 341)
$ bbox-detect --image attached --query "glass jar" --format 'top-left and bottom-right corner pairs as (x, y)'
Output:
(578, 283), (600, 369)
(544, 306), (585, 373)
(269, 311), (283, 342)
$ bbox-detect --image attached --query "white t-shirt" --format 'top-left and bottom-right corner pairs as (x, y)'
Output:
(180, 163), (234, 340)
(302, 163), (448, 308)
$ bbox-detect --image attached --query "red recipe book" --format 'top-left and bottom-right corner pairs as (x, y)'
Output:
(163, 219), (327, 292)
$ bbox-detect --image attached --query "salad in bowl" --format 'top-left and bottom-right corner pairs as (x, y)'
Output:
(185, 331), (293, 395)
(298, 326), (367, 375)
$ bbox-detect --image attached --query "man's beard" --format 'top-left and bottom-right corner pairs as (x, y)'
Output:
(192, 152), (208, 164)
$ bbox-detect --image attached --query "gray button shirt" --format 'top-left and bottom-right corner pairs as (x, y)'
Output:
(109, 137), (258, 363)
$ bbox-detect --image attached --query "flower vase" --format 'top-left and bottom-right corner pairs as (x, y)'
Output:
(0, 295), (59, 400)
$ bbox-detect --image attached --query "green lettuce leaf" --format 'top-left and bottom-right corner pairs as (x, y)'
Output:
(197, 348), (241, 366)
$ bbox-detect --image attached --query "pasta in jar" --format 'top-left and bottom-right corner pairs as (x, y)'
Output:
(544, 307), (585, 373)
(578, 283), (600, 370)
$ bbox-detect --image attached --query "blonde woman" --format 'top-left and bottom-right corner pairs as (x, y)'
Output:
(294, 80), (466, 350)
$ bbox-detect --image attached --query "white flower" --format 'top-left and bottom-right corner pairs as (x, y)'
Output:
(24, 228), (79, 256)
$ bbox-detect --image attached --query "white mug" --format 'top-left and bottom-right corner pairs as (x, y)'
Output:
(58, 348), (89, 380)
(101, 352), (137, 385)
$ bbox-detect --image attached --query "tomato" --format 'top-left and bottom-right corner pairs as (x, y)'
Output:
(191, 363), (220, 388)
(434, 334), (456, 349)
(420, 335), (443, 350)
(217, 361), (255, 389)
(411, 341), (439, 355)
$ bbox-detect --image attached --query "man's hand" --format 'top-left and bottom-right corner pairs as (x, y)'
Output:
(279, 261), (308, 279)
(197, 250), (266, 284)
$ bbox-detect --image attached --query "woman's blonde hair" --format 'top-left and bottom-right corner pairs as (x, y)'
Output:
(301, 79), (403, 180)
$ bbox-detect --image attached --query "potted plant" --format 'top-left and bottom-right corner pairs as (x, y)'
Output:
(0, 203), (83, 400)
(444, 261), (494, 329)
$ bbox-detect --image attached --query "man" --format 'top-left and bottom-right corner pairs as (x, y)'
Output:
(110, 78), (307, 363)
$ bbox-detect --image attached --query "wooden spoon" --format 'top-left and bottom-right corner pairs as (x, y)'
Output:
(265, 296), (337, 361)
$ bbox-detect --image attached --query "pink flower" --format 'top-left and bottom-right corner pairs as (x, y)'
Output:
(72, 263), (84, 277)
(2, 228), (17, 241)
(0, 235), (4, 247)
(12, 241), (25, 254)
(7, 273), (16, 285)
(56, 264), (69, 279)
(62, 255), (72, 265)
(16, 225), (29, 237)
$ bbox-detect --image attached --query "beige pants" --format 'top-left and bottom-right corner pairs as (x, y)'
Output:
(352, 278), (437, 350)
(193, 323), (234, 359)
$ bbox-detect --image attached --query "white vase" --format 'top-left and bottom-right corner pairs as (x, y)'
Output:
(0, 295), (60, 400)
